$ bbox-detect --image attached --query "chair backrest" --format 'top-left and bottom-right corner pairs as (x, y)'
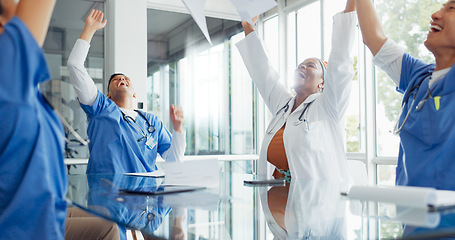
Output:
(347, 160), (368, 185)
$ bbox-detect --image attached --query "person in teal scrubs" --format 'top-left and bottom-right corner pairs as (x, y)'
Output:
(0, 0), (68, 239)
(67, 10), (186, 174)
(356, 0), (455, 190)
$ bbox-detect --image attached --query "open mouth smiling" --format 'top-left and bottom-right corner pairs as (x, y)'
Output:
(429, 24), (442, 33)
(118, 81), (128, 87)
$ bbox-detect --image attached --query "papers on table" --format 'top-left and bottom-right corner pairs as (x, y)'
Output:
(165, 159), (219, 188)
(180, 0), (277, 44)
(345, 185), (455, 210)
(123, 169), (165, 178)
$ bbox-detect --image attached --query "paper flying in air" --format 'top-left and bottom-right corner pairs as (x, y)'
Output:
(229, 0), (278, 26)
(181, 0), (212, 45)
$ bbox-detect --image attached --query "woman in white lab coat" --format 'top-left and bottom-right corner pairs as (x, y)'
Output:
(236, 0), (356, 182)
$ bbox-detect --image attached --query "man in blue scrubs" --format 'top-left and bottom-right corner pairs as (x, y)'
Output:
(356, 0), (455, 190)
(0, 0), (68, 239)
(68, 10), (186, 174)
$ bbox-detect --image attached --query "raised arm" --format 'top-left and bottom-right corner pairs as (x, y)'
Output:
(15, 0), (56, 46)
(355, 0), (387, 56)
(67, 9), (106, 106)
(321, 2), (357, 121)
(237, 17), (293, 114)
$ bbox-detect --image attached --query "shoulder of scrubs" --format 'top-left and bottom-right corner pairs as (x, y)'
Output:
(161, 128), (186, 162)
(0, 17), (50, 102)
(320, 11), (356, 121)
(80, 90), (117, 117)
(67, 38), (98, 106)
(399, 53), (434, 93)
(372, 38), (405, 87)
(235, 31), (293, 115)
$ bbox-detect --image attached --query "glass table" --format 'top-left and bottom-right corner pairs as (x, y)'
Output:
(67, 171), (455, 239)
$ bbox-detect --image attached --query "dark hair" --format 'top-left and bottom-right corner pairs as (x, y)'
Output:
(107, 73), (126, 93)
(0, 2), (4, 16)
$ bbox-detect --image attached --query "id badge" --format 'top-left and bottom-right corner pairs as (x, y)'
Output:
(146, 136), (157, 150)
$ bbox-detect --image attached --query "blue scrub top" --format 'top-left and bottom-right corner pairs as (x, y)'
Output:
(396, 53), (455, 190)
(0, 17), (67, 239)
(81, 92), (172, 173)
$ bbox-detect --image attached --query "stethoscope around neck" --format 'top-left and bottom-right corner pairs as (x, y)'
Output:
(121, 110), (155, 142)
(266, 98), (314, 134)
(393, 72), (437, 135)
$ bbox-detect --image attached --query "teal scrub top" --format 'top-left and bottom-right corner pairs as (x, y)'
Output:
(81, 92), (172, 174)
(0, 17), (67, 239)
(396, 53), (455, 190)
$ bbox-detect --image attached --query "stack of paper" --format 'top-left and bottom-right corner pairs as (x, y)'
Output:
(345, 185), (455, 210)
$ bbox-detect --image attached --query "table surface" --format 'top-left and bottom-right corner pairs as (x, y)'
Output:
(67, 168), (455, 239)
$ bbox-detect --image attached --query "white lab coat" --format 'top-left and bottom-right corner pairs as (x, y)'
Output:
(236, 11), (357, 182)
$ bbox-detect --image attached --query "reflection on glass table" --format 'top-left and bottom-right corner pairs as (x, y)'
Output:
(67, 172), (455, 240)
(260, 180), (350, 239)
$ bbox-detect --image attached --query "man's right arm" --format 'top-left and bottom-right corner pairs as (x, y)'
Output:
(67, 9), (107, 106)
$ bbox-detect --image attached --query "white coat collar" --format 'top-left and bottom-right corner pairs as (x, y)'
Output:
(293, 92), (321, 111)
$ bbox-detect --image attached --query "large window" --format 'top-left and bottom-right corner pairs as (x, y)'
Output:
(147, 9), (253, 156)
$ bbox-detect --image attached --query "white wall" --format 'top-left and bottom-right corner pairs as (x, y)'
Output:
(105, 0), (148, 110)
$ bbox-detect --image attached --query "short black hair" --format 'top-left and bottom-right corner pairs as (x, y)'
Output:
(107, 73), (126, 93)
(0, 2), (4, 16)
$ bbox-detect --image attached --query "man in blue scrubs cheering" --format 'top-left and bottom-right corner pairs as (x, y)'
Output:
(68, 10), (186, 174)
(0, 0), (68, 239)
(356, 0), (455, 190)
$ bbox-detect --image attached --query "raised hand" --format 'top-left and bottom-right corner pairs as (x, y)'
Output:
(79, 9), (107, 43)
(241, 16), (258, 36)
(170, 105), (184, 133)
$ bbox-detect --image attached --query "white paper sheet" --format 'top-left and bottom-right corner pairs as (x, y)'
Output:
(229, 0), (277, 26)
(346, 185), (455, 210)
(164, 159), (219, 188)
(123, 169), (165, 177)
(181, 0), (212, 44)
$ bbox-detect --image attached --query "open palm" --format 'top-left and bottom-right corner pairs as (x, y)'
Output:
(85, 9), (107, 31)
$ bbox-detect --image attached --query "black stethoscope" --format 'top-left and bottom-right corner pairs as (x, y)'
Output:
(121, 110), (155, 142)
(266, 99), (314, 134)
